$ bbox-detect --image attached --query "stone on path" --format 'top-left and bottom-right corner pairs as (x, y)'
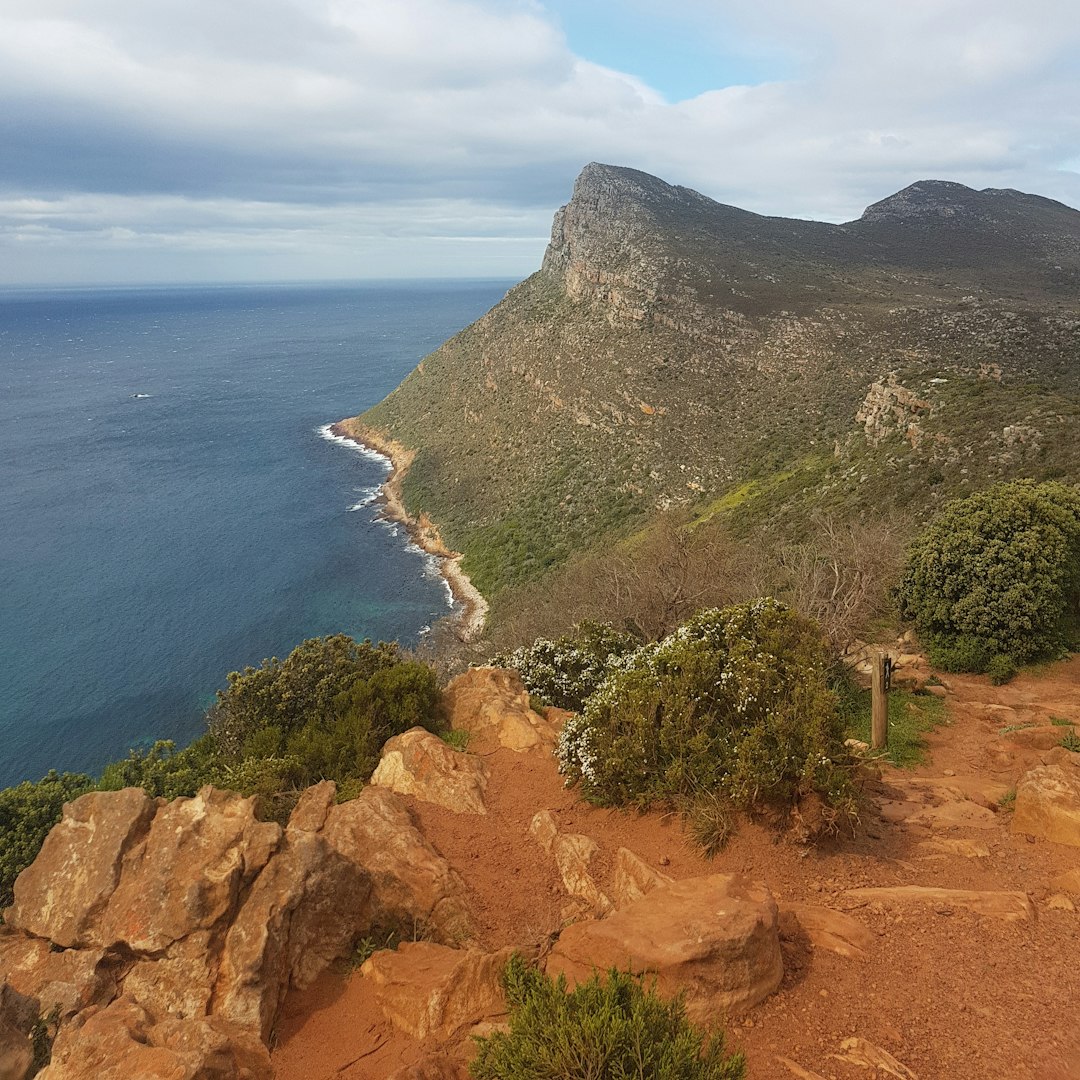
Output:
(843, 885), (1034, 922)
(1011, 764), (1080, 848)
(779, 904), (874, 959)
(441, 668), (561, 751)
(546, 874), (783, 1020)
(529, 811), (612, 916)
(612, 847), (672, 909)
(371, 727), (490, 814)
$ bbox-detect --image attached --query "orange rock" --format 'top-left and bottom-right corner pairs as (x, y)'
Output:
(546, 874), (783, 1020)
(371, 727), (490, 814)
(1012, 765), (1080, 847)
(779, 904), (874, 959)
(529, 811), (612, 915)
(612, 847), (672, 909)
(842, 885), (1034, 922)
(442, 668), (559, 751)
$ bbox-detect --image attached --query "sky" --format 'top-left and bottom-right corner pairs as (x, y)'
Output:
(1, 0), (1079, 285)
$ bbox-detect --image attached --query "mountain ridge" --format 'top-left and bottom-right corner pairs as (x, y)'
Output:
(355, 163), (1080, 600)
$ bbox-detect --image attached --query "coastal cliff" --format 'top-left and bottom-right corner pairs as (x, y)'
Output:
(353, 163), (1080, 600)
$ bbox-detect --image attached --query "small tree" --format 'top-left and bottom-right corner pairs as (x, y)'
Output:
(895, 480), (1080, 670)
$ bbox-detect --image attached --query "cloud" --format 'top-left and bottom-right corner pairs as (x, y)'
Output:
(1, 0), (1078, 282)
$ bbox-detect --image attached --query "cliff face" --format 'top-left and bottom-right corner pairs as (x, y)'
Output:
(359, 163), (1080, 597)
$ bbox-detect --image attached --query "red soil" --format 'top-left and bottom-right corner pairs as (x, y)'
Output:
(272, 656), (1080, 1080)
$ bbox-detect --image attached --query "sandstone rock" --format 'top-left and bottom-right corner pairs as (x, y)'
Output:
(8, 788), (156, 948)
(1012, 765), (1080, 847)
(908, 801), (999, 830)
(442, 668), (559, 751)
(38, 996), (271, 1080)
(0, 1013), (31, 1080)
(530, 811), (612, 915)
(322, 786), (472, 942)
(362, 942), (518, 1040)
(546, 874), (782, 1020)
(1004, 725), (1078, 751)
(0, 931), (118, 1030)
(779, 904), (874, 959)
(612, 847), (672, 909)
(916, 837), (991, 859)
(215, 788), (373, 1040)
(371, 728), (490, 814)
(1046, 893), (1076, 911)
(1051, 868), (1080, 894)
(843, 886), (1034, 922)
(833, 1036), (917, 1079)
(121, 931), (216, 1021)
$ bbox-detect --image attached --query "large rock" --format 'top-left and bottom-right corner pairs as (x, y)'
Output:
(0, 1013), (31, 1080)
(442, 668), (560, 751)
(1012, 764), (1080, 847)
(214, 784), (373, 1041)
(546, 874), (783, 1020)
(38, 996), (270, 1080)
(8, 788), (157, 948)
(530, 811), (612, 916)
(371, 728), (490, 814)
(321, 786), (473, 942)
(361, 942), (518, 1040)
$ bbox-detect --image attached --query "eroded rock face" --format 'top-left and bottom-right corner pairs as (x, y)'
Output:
(612, 848), (672, 909)
(0, 1013), (31, 1080)
(546, 874), (783, 1020)
(361, 942), (519, 1040)
(38, 996), (271, 1080)
(442, 668), (559, 752)
(371, 728), (491, 814)
(529, 810), (612, 916)
(1012, 764), (1080, 847)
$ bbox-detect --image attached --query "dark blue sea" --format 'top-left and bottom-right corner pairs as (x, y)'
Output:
(0, 280), (511, 787)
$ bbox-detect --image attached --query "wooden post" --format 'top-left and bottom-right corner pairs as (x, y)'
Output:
(871, 650), (890, 750)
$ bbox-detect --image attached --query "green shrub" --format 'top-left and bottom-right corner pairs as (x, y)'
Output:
(556, 599), (854, 821)
(896, 479), (1080, 669)
(491, 622), (641, 712)
(0, 771), (94, 909)
(471, 954), (745, 1080)
(987, 654), (1019, 686)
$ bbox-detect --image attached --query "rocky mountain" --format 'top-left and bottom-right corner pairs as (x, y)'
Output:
(355, 163), (1080, 597)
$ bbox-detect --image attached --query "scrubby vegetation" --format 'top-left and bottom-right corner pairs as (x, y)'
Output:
(555, 600), (856, 830)
(896, 479), (1080, 676)
(471, 954), (745, 1080)
(491, 622), (641, 712)
(0, 635), (439, 910)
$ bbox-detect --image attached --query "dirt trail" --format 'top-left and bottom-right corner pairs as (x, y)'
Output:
(272, 657), (1080, 1080)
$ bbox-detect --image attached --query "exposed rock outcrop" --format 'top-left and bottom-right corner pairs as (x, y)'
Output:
(1012, 763), (1080, 847)
(1, 781), (473, 1076)
(529, 810), (612, 916)
(442, 668), (561, 752)
(371, 727), (491, 814)
(546, 874), (783, 1020)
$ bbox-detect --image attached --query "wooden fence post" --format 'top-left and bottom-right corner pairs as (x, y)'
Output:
(871, 650), (891, 750)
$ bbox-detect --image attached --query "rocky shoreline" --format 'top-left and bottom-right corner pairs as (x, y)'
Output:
(330, 419), (488, 643)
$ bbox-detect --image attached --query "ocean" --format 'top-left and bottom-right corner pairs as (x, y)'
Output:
(0, 280), (512, 788)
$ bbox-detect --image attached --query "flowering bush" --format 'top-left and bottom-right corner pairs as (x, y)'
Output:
(490, 621), (641, 712)
(556, 600), (854, 820)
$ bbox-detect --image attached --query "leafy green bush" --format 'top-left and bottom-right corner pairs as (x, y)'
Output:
(491, 621), (641, 711)
(0, 771), (93, 908)
(896, 479), (1080, 669)
(556, 599), (854, 821)
(986, 654), (1019, 686)
(471, 954), (745, 1080)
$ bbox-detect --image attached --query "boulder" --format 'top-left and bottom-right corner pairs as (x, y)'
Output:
(361, 942), (519, 1040)
(0, 931), (119, 1030)
(8, 788), (157, 948)
(843, 885), (1034, 922)
(0, 1013), (31, 1080)
(779, 904), (874, 959)
(546, 874), (783, 1020)
(321, 786), (472, 942)
(530, 811), (612, 915)
(612, 847), (672, 909)
(1012, 765), (1080, 847)
(371, 728), (490, 814)
(38, 996), (271, 1080)
(442, 668), (560, 751)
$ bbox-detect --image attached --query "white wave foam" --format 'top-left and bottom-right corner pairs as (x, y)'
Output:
(345, 488), (381, 512)
(315, 423), (392, 472)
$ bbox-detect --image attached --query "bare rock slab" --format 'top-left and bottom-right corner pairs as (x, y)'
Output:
(779, 904), (874, 959)
(442, 668), (559, 751)
(843, 885), (1034, 922)
(361, 941), (520, 1040)
(371, 727), (490, 814)
(530, 811), (612, 915)
(1012, 764), (1080, 848)
(546, 874), (783, 1020)
(613, 847), (672, 909)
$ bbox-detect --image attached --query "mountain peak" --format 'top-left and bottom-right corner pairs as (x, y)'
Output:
(857, 180), (987, 223)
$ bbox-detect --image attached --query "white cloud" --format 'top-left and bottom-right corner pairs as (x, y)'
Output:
(0, 0), (1078, 282)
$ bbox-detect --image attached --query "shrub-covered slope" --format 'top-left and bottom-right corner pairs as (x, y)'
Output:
(358, 164), (1080, 597)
